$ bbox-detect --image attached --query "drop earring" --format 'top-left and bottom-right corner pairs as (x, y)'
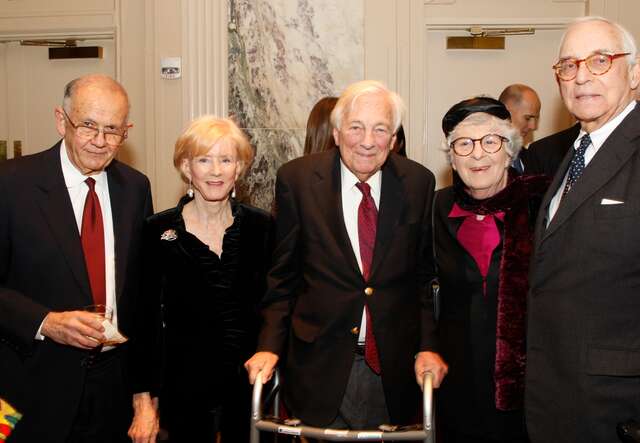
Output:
(187, 180), (194, 198)
(231, 186), (236, 199)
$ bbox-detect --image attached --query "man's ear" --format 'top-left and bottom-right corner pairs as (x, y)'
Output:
(54, 107), (67, 138)
(333, 127), (340, 147)
(630, 58), (640, 90)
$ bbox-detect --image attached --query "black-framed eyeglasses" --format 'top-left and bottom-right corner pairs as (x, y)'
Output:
(450, 134), (507, 157)
(553, 52), (630, 81)
(62, 109), (129, 145)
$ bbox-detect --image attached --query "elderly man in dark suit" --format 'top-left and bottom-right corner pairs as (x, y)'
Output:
(0, 74), (154, 443)
(526, 17), (640, 443)
(245, 80), (447, 429)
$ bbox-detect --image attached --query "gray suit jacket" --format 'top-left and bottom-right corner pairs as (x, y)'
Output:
(526, 103), (640, 442)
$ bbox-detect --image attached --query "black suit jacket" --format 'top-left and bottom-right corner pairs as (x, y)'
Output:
(0, 143), (153, 443)
(526, 104), (640, 442)
(257, 149), (437, 427)
(521, 124), (580, 177)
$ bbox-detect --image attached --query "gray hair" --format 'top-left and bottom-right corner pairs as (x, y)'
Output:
(331, 80), (405, 133)
(442, 112), (522, 164)
(560, 16), (638, 67)
(62, 74), (130, 118)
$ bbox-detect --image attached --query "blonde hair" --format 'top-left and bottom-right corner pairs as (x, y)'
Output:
(173, 116), (254, 182)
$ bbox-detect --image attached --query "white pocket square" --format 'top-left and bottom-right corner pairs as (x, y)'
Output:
(601, 198), (624, 205)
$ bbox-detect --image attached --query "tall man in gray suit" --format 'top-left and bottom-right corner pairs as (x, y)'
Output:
(245, 80), (448, 429)
(526, 17), (640, 442)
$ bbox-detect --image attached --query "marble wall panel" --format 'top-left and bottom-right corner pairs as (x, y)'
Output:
(229, 0), (364, 210)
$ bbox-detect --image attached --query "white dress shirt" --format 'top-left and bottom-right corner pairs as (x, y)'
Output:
(547, 100), (636, 224)
(340, 161), (381, 344)
(35, 143), (117, 340)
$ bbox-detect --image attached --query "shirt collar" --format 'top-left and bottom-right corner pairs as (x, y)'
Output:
(340, 159), (382, 198)
(60, 140), (107, 189)
(577, 100), (637, 150)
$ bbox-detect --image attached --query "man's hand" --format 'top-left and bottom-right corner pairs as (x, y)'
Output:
(415, 351), (448, 389)
(244, 351), (279, 385)
(128, 392), (159, 443)
(40, 311), (105, 349)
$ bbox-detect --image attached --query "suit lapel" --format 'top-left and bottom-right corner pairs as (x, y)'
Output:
(534, 150), (572, 246)
(311, 151), (362, 277)
(542, 106), (640, 243)
(107, 162), (131, 301)
(35, 144), (93, 303)
(370, 156), (405, 279)
(534, 125), (581, 245)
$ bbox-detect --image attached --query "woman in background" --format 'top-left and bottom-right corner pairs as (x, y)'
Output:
(130, 116), (272, 443)
(433, 97), (548, 443)
(303, 96), (338, 155)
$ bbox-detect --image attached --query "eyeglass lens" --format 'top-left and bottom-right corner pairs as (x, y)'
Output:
(452, 134), (504, 156)
(554, 53), (628, 80)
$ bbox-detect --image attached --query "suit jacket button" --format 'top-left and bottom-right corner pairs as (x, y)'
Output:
(350, 326), (360, 335)
(364, 287), (374, 296)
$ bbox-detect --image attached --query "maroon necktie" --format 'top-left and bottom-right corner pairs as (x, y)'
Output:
(81, 177), (106, 306)
(355, 182), (381, 375)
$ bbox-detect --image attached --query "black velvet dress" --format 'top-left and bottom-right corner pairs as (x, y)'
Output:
(133, 196), (273, 443)
(433, 172), (548, 443)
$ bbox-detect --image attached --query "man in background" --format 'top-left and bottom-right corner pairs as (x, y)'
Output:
(499, 83), (541, 147)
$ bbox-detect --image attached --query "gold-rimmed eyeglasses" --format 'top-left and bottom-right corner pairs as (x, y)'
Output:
(62, 109), (130, 145)
(450, 134), (507, 157)
(552, 52), (630, 81)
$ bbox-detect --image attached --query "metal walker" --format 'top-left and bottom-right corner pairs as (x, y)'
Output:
(250, 370), (435, 442)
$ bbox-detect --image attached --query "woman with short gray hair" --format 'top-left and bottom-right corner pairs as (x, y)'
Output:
(433, 97), (549, 442)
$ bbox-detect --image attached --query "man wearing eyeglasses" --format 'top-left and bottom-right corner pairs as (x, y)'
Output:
(0, 74), (154, 443)
(526, 17), (640, 443)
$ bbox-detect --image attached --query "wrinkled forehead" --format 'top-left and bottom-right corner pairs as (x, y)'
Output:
(560, 21), (623, 58)
(71, 87), (129, 124)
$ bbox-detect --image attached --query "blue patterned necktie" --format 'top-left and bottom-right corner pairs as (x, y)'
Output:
(563, 134), (591, 195)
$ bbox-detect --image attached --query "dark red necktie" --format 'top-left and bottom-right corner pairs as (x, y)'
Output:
(355, 182), (381, 375)
(81, 177), (106, 306)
